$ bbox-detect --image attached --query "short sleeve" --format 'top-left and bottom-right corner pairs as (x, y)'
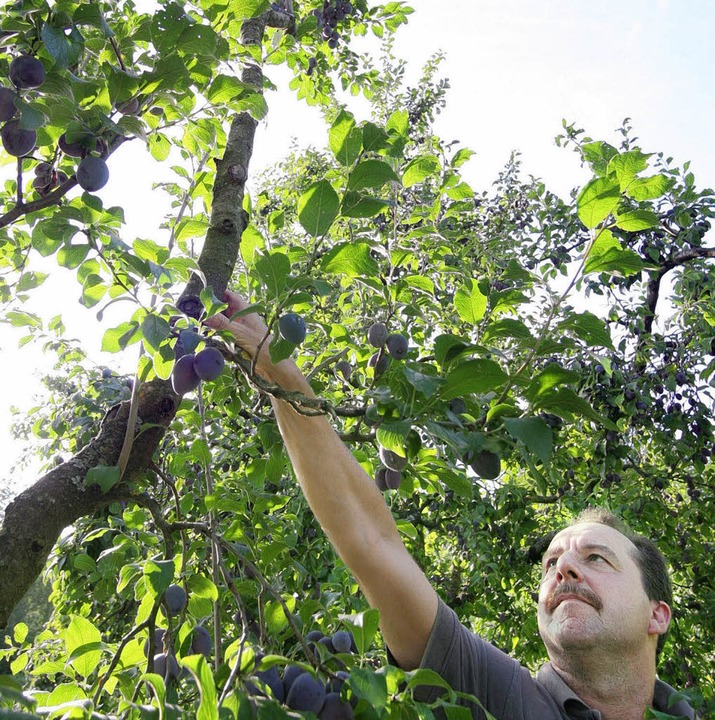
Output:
(406, 599), (563, 720)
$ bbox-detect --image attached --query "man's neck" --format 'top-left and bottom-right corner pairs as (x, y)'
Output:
(551, 652), (657, 720)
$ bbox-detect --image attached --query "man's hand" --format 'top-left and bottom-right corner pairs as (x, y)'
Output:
(205, 291), (308, 392)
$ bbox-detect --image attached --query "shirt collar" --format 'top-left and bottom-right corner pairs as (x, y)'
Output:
(536, 663), (694, 719)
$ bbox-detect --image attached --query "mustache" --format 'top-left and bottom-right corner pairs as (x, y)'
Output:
(546, 582), (603, 612)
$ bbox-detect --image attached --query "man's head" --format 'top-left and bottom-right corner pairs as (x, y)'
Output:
(537, 508), (672, 664)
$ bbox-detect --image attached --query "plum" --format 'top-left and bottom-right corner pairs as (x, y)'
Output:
(368, 352), (389, 375)
(164, 584), (187, 615)
(331, 630), (353, 654)
(59, 132), (90, 157)
(375, 467), (389, 491)
(76, 156), (109, 192)
(253, 666), (284, 702)
(0, 87), (17, 122)
(384, 468), (402, 490)
(281, 664), (305, 695)
(193, 346), (224, 381)
(153, 652), (180, 680)
(319, 692), (354, 720)
(336, 360), (353, 381)
(143, 628), (166, 657)
(1, 120), (36, 157)
(171, 353), (200, 394)
(285, 672), (326, 713)
(386, 333), (408, 360)
(178, 328), (201, 354)
(278, 312), (307, 344)
(116, 97), (139, 115)
(468, 450), (501, 480)
(367, 322), (388, 348)
(379, 446), (407, 472)
(9, 55), (45, 89)
(191, 626), (211, 656)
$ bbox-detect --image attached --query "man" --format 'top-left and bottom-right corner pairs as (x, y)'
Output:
(207, 291), (695, 720)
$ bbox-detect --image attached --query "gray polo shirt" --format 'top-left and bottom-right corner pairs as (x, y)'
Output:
(408, 599), (695, 720)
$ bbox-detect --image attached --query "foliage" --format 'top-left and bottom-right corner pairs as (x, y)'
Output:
(0, 1), (713, 719)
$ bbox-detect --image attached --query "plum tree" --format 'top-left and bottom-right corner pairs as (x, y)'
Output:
(285, 672), (326, 713)
(8, 55), (45, 89)
(76, 156), (109, 192)
(164, 584), (187, 615)
(171, 353), (200, 394)
(379, 446), (407, 471)
(0, 87), (17, 121)
(1, 120), (36, 157)
(193, 346), (225, 381)
(279, 312), (307, 344)
(386, 333), (408, 360)
(367, 321), (388, 347)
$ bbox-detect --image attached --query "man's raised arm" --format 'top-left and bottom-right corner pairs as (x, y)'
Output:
(206, 291), (438, 670)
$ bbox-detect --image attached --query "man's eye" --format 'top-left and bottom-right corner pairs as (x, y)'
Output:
(545, 557), (557, 568)
(588, 554), (604, 562)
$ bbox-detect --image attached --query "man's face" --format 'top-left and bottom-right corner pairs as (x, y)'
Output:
(537, 522), (666, 660)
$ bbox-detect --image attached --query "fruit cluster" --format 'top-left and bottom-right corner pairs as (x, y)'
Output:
(171, 346), (226, 395)
(312, 0), (355, 51)
(366, 321), (408, 376)
(1, 53), (113, 193)
(248, 629), (357, 719)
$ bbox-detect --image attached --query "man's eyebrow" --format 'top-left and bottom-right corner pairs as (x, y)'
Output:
(541, 542), (620, 564)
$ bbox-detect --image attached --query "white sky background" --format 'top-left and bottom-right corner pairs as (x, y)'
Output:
(1, 0), (714, 492)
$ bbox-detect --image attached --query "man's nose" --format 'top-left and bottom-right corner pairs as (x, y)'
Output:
(555, 551), (582, 582)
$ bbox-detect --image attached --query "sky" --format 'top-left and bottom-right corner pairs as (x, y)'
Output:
(2, 0), (714, 492)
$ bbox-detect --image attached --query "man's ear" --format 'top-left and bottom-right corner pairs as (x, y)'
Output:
(648, 601), (671, 637)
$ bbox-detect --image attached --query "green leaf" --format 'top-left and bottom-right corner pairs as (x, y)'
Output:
(41, 23), (83, 69)
(181, 655), (218, 720)
(614, 209), (660, 231)
(503, 417), (553, 463)
(577, 176), (620, 228)
(329, 109), (363, 167)
(102, 322), (141, 353)
(3, 310), (42, 329)
(349, 667), (387, 708)
(64, 617), (102, 678)
(232, 0), (271, 19)
(581, 141), (618, 176)
(143, 559), (175, 596)
(347, 160), (399, 190)
(403, 155), (440, 187)
(57, 243), (90, 269)
(174, 219), (210, 242)
(625, 174), (675, 201)
(86, 465), (121, 493)
(402, 365), (443, 398)
(386, 109), (409, 136)
(406, 668), (454, 693)
(149, 133), (171, 161)
(341, 191), (389, 218)
(607, 149), (651, 190)
(264, 597), (295, 635)
(442, 360), (508, 400)
(534, 388), (615, 428)
(297, 180), (339, 237)
(341, 608), (380, 655)
(321, 242), (379, 278)
(240, 224), (266, 266)
(187, 574), (218, 600)
(376, 421), (412, 455)
(361, 121), (390, 152)
(557, 311), (614, 349)
(255, 251), (290, 297)
(454, 280), (488, 324)
(141, 314), (171, 352)
(73, 3), (114, 36)
(584, 229), (645, 277)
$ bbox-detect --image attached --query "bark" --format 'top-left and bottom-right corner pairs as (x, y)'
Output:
(0, 10), (284, 629)
(0, 380), (179, 628)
